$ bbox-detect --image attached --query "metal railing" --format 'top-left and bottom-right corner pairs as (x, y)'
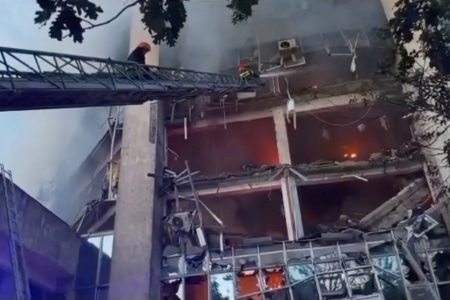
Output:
(0, 46), (262, 111)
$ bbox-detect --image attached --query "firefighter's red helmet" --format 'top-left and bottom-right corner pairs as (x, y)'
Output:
(138, 42), (151, 51)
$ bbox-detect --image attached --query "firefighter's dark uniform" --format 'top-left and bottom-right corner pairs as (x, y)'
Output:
(127, 47), (146, 64)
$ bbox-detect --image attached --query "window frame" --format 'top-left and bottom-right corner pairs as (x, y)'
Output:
(75, 232), (114, 300)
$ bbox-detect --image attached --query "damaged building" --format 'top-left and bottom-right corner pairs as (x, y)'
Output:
(3, 0), (450, 300)
(70, 0), (450, 299)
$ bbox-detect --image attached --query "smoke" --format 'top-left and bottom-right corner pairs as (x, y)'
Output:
(0, 0), (133, 222)
(160, 0), (387, 72)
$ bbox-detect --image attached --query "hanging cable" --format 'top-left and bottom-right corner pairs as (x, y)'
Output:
(307, 103), (373, 127)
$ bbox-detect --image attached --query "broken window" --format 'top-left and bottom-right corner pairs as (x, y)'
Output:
(185, 276), (208, 300)
(346, 268), (375, 296)
(287, 263), (319, 300)
(236, 270), (263, 299)
(210, 273), (235, 300)
(431, 250), (450, 283)
(159, 228), (449, 300)
(371, 255), (407, 300)
(167, 118), (279, 177)
(178, 189), (288, 246)
(299, 177), (409, 235)
(317, 272), (347, 299)
(263, 268), (289, 299)
(287, 105), (412, 164)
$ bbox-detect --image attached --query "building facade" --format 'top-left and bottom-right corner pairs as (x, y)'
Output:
(67, 1), (450, 300)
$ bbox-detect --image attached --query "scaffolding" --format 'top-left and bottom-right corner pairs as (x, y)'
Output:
(0, 164), (30, 300)
(0, 46), (262, 111)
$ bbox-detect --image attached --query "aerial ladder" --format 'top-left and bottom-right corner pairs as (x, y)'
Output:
(0, 46), (262, 111)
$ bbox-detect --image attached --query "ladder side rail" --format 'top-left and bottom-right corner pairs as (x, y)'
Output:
(0, 165), (30, 300)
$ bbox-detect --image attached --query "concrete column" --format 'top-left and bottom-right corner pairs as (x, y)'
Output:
(108, 7), (164, 300)
(273, 108), (304, 239)
(273, 108), (292, 165)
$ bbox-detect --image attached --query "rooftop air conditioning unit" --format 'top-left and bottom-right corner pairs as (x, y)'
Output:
(167, 211), (194, 233)
(278, 38), (306, 68)
(278, 38), (297, 52)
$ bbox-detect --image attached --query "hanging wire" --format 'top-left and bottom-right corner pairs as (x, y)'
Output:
(284, 74), (374, 127)
(307, 104), (373, 127)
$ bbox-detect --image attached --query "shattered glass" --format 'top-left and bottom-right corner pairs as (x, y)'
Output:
(236, 271), (262, 299)
(372, 256), (407, 300)
(263, 268), (289, 299)
(210, 273), (235, 300)
(347, 268), (376, 296)
(431, 250), (450, 282)
(315, 261), (341, 273)
(368, 241), (395, 256)
(317, 272), (347, 298)
(288, 264), (319, 300)
(340, 244), (370, 269)
(287, 264), (314, 283)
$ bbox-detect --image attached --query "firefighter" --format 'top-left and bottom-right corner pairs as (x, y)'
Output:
(239, 63), (258, 79)
(127, 41), (151, 64)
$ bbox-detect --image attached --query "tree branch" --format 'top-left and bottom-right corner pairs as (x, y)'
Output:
(82, 0), (139, 31)
(81, 18), (96, 27)
(62, 0), (140, 40)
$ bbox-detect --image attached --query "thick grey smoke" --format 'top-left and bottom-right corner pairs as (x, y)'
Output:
(0, 0), (132, 222)
(160, 0), (387, 72)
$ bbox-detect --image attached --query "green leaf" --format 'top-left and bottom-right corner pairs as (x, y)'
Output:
(34, 10), (52, 24)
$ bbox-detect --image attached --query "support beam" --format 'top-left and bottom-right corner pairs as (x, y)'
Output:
(108, 8), (164, 300)
(108, 101), (164, 300)
(176, 180), (281, 197)
(188, 92), (369, 129)
(274, 108), (304, 239)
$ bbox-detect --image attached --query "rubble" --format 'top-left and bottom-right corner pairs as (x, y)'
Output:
(360, 178), (430, 231)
